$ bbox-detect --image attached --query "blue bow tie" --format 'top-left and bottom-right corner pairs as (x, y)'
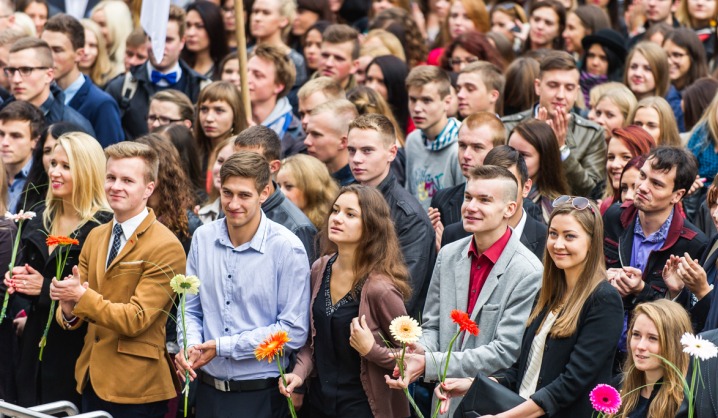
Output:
(151, 70), (178, 85)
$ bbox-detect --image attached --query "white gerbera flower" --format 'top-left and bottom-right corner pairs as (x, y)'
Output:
(170, 274), (200, 295)
(389, 316), (422, 344)
(5, 210), (36, 222)
(682, 333), (718, 360)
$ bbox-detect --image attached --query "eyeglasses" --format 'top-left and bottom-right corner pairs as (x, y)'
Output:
(147, 115), (183, 125)
(3, 66), (49, 77)
(552, 195), (594, 212)
(449, 57), (479, 67)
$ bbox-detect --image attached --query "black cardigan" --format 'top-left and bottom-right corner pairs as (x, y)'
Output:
(492, 281), (624, 417)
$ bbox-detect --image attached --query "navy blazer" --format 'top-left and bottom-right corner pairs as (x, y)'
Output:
(441, 211), (547, 260)
(492, 281), (623, 418)
(68, 75), (123, 147)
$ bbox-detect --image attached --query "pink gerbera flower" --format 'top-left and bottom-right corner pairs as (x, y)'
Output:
(590, 384), (622, 415)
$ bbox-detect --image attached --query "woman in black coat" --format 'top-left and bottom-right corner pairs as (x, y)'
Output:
(4, 132), (111, 407)
(436, 197), (623, 418)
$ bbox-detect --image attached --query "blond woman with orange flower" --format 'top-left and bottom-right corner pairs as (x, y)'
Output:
(3, 132), (110, 408)
(279, 185), (413, 418)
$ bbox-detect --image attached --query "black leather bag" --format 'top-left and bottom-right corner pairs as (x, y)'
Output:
(453, 374), (525, 418)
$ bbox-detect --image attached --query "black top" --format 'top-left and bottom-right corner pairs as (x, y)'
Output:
(14, 209), (112, 407)
(629, 396), (650, 418)
(308, 255), (372, 418)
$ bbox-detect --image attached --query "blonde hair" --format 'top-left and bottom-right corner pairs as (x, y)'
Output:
(346, 86), (405, 145)
(676, 0), (718, 28)
(613, 300), (691, 418)
(12, 12), (36, 37)
(363, 29), (406, 62)
(91, 0), (133, 75)
(80, 19), (116, 86)
(596, 85), (637, 122)
(624, 42), (671, 98)
(104, 141), (159, 183)
(43, 132), (110, 233)
(279, 154), (339, 228)
(588, 81), (626, 110)
(310, 99), (359, 137)
(297, 76), (345, 101)
(627, 96), (681, 147)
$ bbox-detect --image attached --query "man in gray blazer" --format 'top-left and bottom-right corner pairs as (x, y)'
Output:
(387, 165), (543, 416)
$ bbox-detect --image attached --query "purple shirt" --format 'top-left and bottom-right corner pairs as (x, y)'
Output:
(630, 209), (674, 272)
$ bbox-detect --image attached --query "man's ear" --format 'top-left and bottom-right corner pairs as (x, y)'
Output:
(338, 134), (348, 150)
(672, 189), (686, 205)
(75, 48), (84, 64)
(534, 78), (541, 97)
(144, 181), (156, 200)
(489, 89), (500, 105)
(259, 183), (271, 204)
(269, 159), (281, 174)
(522, 178), (532, 199)
(273, 82), (286, 96)
(349, 59), (359, 75)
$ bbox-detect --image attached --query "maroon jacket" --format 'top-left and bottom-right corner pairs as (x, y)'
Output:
(292, 255), (410, 418)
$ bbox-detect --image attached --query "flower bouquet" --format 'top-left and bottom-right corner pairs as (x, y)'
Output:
(255, 330), (296, 418)
(39, 235), (79, 360)
(1, 210), (36, 325)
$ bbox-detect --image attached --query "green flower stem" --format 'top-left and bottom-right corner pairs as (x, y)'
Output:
(0, 220), (25, 325)
(276, 356), (297, 418)
(180, 293), (190, 418)
(432, 330), (461, 418)
(39, 244), (72, 361)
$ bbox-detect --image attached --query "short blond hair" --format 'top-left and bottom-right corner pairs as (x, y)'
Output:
(104, 141), (159, 183)
(406, 65), (451, 98)
(251, 44), (296, 98)
(363, 29), (406, 62)
(297, 76), (345, 101)
(309, 99), (359, 136)
(348, 113), (396, 148)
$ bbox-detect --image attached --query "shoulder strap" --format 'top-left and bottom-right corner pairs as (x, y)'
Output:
(119, 73), (138, 115)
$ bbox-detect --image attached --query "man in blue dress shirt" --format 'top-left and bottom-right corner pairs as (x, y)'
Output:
(176, 151), (310, 418)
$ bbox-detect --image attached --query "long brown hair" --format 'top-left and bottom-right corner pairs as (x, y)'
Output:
(613, 300), (691, 418)
(512, 119), (569, 200)
(527, 201), (605, 337)
(320, 185), (411, 299)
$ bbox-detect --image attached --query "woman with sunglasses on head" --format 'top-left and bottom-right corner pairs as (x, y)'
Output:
(435, 196), (623, 418)
(508, 119), (570, 224)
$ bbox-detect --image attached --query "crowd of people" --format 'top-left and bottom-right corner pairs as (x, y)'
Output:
(2, 0), (718, 417)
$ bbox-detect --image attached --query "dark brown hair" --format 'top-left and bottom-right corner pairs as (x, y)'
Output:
(511, 119), (569, 199)
(44, 13), (85, 50)
(320, 184), (411, 299)
(441, 30), (507, 71)
(233, 125), (282, 162)
(503, 57), (540, 115)
(0, 100), (45, 139)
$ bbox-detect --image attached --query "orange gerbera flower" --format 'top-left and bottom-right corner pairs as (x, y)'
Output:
(254, 330), (291, 362)
(46, 235), (79, 247)
(450, 309), (479, 336)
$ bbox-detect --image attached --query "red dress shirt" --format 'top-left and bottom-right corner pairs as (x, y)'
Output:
(466, 228), (512, 314)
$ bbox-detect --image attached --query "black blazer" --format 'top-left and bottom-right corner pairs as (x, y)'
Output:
(441, 211), (547, 260)
(676, 328), (718, 418)
(684, 234), (718, 332)
(492, 281), (623, 418)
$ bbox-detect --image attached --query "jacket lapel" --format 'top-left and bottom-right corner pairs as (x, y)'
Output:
(105, 210), (156, 273)
(454, 241), (472, 316)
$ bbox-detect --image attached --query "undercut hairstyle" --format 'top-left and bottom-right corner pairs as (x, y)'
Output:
(538, 50), (578, 79)
(44, 13), (85, 50)
(125, 26), (148, 48)
(348, 113), (396, 148)
(9, 37), (53, 67)
(297, 76), (345, 101)
(104, 141), (159, 183)
(484, 145), (530, 185)
(0, 28), (26, 48)
(309, 99), (359, 135)
(150, 90), (194, 122)
(644, 146), (698, 194)
(233, 125), (282, 162)
(405, 65), (451, 98)
(251, 44), (296, 98)
(322, 24), (360, 59)
(461, 112), (506, 147)
(220, 151), (271, 193)
(169, 4), (187, 38)
(0, 100), (45, 138)
(467, 164), (518, 203)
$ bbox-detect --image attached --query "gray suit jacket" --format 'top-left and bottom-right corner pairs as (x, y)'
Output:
(421, 230), (543, 415)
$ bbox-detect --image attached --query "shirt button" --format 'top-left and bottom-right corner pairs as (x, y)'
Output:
(228, 275), (232, 278)
(95, 336), (99, 343)
(226, 301), (230, 305)
(225, 328), (229, 332)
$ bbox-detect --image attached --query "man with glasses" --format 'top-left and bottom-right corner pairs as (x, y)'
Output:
(146, 90), (194, 131)
(2, 37), (94, 135)
(603, 146), (708, 371)
(42, 14), (122, 147)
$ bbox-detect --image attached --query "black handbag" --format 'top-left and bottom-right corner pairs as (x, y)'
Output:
(453, 374), (525, 418)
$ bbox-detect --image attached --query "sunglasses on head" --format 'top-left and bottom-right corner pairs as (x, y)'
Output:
(552, 195), (594, 212)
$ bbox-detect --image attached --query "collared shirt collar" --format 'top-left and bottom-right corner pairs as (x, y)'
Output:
(147, 62), (182, 87)
(513, 209), (528, 238)
(422, 117), (460, 151)
(16, 157), (32, 180)
(218, 210), (269, 253)
(468, 227), (512, 264)
(634, 208), (674, 243)
(63, 74), (85, 105)
(112, 207), (149, 240)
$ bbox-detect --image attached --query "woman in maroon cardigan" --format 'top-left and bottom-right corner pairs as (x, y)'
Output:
(279, 185), (412, 418)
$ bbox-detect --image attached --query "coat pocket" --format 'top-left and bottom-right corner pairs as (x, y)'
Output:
(117, 338), (161, 360)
